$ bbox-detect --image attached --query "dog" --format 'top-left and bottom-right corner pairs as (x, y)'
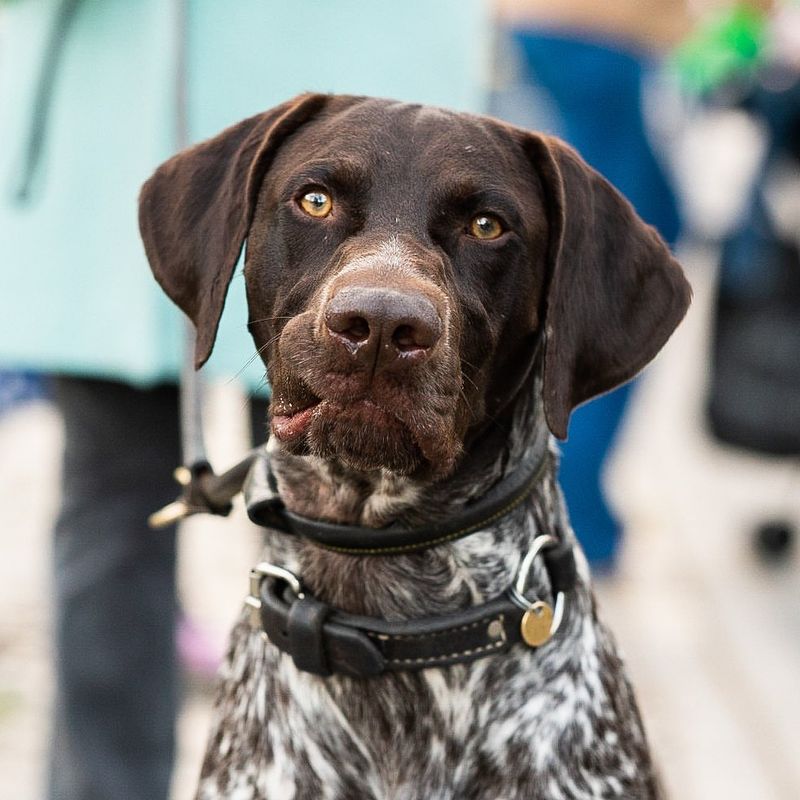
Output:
(139, 93), (690, 799)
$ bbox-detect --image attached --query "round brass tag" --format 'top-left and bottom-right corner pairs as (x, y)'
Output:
(520, 601), (554, 647)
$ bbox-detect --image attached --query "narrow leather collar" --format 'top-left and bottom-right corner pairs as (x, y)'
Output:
(245, 425), (551, 556)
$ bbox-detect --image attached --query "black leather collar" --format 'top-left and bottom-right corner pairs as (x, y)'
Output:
(242, 424), (578, 677)
(245, 425), (551, 556)
(245, 538), (577, 677)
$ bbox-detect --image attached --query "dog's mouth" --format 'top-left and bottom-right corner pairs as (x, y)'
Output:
(271, 401), (321, 443)
(270, 393), (456, 476)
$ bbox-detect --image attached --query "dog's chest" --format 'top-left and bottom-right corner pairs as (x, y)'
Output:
(195, 459), (658, 799)
(196, 597), (656, 800)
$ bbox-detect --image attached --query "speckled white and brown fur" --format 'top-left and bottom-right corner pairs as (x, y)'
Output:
(196, 388), (661, 800)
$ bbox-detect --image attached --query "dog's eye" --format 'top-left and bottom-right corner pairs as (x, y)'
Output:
(299, 189), (333, 218)
(468, 214), (504, 241)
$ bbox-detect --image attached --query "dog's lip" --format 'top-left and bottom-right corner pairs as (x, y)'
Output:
(271, 396), (411, 445)
(271, 401), (321, 442)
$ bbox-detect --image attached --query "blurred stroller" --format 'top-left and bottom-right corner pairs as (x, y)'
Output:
(706, 67), (800, 561)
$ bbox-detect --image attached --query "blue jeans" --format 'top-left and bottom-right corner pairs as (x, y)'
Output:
(511, 30), (681, 565)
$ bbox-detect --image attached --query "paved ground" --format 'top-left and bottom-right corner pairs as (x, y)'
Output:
(1, 244), (799, 799)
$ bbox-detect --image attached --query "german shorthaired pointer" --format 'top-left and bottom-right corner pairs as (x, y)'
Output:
(139, 94), (690, 799)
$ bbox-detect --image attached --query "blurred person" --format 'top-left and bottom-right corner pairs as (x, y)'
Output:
(0, 369), (46, 416)
(493, 0), (689, 567)
(706, 70), (800, 458)
(0, 2), (489, 798)
(679, 1), (800, 557)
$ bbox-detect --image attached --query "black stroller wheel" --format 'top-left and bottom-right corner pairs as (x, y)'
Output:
(753, 520), (795, 564)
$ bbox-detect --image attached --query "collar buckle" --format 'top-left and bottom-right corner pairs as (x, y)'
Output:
(244, 561), (304, 630)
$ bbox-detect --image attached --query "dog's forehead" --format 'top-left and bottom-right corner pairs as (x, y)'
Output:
(274, 98), (529, 187)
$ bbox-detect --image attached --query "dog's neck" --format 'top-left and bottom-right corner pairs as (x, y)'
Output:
(269, 376), (548, 522)
(261, 382), (566, 619)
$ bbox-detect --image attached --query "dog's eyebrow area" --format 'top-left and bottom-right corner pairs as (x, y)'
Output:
(278, 158), (372, 201)
(429, 182), (524, 228)
(445, 183), (521, 213)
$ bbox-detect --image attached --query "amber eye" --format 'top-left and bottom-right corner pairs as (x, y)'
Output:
(469, 214), (504, 240)
(299, 189), (332, 218)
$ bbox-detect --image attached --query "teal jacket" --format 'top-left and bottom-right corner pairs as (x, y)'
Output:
(0, 0), (488, 390)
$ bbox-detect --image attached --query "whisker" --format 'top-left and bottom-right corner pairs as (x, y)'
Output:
(460, 358), (486, 379)
(458, 386), (475, 418)
(225, 337), (279, 384)
(461, 371), (480, 393)
(239, 375), (270, 415)
(246, 315), (295, 325)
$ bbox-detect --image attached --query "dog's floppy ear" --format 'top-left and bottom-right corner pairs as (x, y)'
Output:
(524, 134), (691, 439)
(139, 92), (330, 368)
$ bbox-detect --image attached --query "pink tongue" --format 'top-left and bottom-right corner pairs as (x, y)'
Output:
(271, 406), (316, 441)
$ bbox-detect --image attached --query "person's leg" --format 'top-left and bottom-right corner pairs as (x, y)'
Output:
(512, 31), (681, 244)
(511, 31), (681, 566)
(48, 377), (180, 800)
(557, 383), (632, 568)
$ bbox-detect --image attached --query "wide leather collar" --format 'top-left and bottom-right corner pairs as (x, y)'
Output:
(244, 535), (577, 677)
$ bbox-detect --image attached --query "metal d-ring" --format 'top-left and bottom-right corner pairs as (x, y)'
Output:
(509, 535), (566, 645)
(244, 561), (304, 630)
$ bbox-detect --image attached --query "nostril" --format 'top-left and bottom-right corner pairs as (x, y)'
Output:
(391, 306), (441, 352)
(340, 315), (370, 344)
(393, 324), (428, 352)
(393, 325), (416, 352)
(326, 312), (370, 344)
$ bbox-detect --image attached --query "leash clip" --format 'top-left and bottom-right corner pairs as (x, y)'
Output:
(148, 454), (257, 529)
(509, 535), (566, 648)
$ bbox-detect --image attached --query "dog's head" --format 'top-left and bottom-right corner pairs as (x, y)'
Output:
(140, 94), (690, 479)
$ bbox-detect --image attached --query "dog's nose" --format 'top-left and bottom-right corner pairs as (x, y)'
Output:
(324, 286), (442, 371)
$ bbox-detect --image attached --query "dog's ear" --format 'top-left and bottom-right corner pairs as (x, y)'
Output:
(139, 92), (330, 368)
(524, 134), (691, 439)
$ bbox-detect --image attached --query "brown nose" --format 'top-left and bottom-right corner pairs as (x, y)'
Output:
(324, 286), (442, 372)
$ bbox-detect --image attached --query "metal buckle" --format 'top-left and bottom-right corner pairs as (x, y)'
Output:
(509, 535), (566, 648)
(244, 562), (304, 631)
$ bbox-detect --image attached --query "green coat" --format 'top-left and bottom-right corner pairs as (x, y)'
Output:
(0, 0), (488, 390)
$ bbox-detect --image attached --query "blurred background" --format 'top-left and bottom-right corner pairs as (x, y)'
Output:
(1, 1), (799, 799)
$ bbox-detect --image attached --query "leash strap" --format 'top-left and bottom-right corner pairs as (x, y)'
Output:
(247, 540), (577, 677)
(173, 0), (209, 471)
(148, 0), (232, 529)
